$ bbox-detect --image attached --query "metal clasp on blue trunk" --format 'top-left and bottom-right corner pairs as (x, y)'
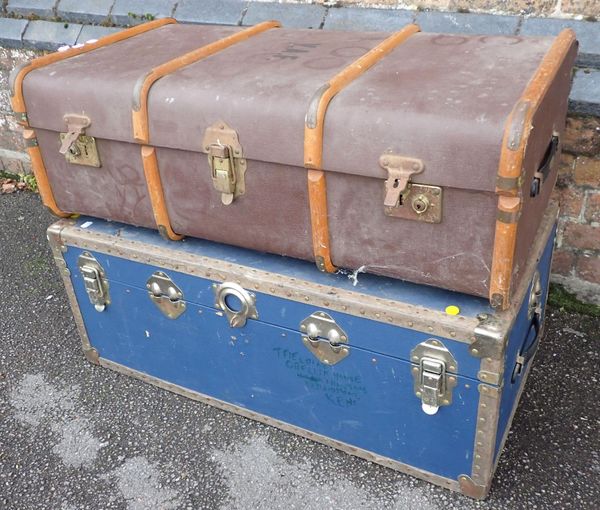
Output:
(300, 311), (349, 366)
(212, 282), (258, 328)
(146, 271), (186, 320)
(77, 252), (110, 312)
(411, 339), (458, 415)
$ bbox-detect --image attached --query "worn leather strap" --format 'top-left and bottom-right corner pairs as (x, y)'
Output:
(304, 24), (420, 273)
(133, 21), (280, 241)
(490, 29), (576, 310)
(10, 18), (175, 218)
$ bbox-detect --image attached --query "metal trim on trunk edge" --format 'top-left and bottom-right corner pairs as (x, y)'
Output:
(47, 222), (99, 365)
(52, 218), (481, 343)
(469, 384), (502, 493)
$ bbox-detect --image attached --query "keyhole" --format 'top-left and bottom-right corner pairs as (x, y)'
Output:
(411, 195), (430, 214)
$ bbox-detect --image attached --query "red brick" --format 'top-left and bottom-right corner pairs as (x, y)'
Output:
(558, 152), (575, 177)
(576, 256), (600, 285)
(552, 186), (585, 218)
(563, 116), (600, 157)
(563, 222), (600, 251)
(551, 249), (576, 276)
(584, 193), (600, 224)
(573, 156), (600, 187)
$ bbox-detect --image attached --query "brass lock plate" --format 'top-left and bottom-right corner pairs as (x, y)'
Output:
(59, 134), (101, 167)
(384, 183), (442, 224)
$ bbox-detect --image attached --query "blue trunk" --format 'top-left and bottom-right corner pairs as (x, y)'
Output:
(50, 210), (556, 498)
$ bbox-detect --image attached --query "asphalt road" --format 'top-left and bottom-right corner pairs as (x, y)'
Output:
(1, 191), (598, 510)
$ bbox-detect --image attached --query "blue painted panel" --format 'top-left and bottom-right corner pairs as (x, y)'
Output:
(67, 273), (480, 480)
(493, 224), (556, 460)
(72, 216), (493, 318)
(63, 247), (484, 380)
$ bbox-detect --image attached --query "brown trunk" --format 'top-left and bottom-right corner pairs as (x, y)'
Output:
(18, 23), (577, 300)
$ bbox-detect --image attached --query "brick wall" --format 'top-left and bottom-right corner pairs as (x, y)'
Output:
(0, 47), (37, 174)
(552, 116), (600, 301)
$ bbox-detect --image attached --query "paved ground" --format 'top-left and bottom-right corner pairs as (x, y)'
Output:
(0, 191), (598, 510)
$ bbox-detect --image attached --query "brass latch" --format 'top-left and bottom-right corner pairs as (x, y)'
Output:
(381, 154), (424, 208)
(59, 114), (101, 167)
(380, 153), (442, 224)
(411, 339), (458, 415)
(77, 252), (110, 312)
(209, 144), (237, 203)
(203, 121), (246, 205)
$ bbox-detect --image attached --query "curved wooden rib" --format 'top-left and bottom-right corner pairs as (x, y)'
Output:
(308, 170), (336, 272)
(304, 24), (420, 272)
(10, 18), (176, 125)
(490, 29), (576, 310)
(23, 129), (70, 217)
(141, 146), (183, 240)
(135, 21), (280, 241)
(10, 19), (175, 219)
(132, 20), (281, 144)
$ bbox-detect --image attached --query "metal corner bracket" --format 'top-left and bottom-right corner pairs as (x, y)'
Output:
(458, 474), (489, 500)
(83, 347), (100, 365)
(470, 314), (506, 359)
